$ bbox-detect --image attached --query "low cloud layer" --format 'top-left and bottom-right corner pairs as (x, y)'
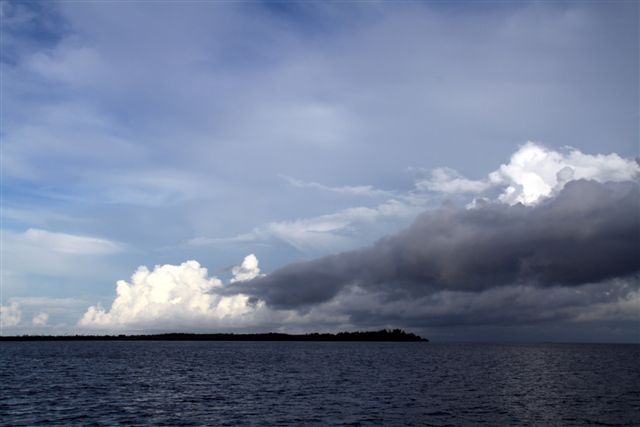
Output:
(320, 277), (639, 329)
(234, 180), (639, 310)
(0, 302), (22, 328)
(32, 312), (49, 326)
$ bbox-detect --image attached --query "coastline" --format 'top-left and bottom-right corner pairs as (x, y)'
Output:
(0, 329), (428, 342)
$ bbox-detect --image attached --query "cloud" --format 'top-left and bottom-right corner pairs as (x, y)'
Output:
(280, 174), (393, 198)
(78, 179), (639, 333)
(420, 142), (640, 206)
(10, 297), (87, 308)
(23, 228), (122, 255)
(230, 254), (264, 283)
(572, 286), (640, 322)
(78, 257), (267, 329)
(1, 228), (124, 291)
(253, 199), (425, 253)
(0, 298), (89, 331)
(77, 254), (360, 332)
(191, 143), (638, 257)
(9, 297), (88, 328)
(98, 170), (214, 206)
(32, 312), (49, 326)
(86, 143), (639, 333)
(233, 180), (639, 310)
(4, 2), (638, 339)
(489, 142), (639, 205)
(319, 276), (640, 328)
(416, 167), (491, 194)
(1, 302), (22, 327)
(190, 198), (427, 254)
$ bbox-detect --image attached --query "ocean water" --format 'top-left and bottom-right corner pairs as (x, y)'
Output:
(0, 342), (638, 426)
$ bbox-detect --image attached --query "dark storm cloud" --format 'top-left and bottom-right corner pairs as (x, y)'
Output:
(339, 277), (638, 329)
(231, 180), (639, 309)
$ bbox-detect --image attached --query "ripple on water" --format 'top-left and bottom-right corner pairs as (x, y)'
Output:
(1, 342), (639, 426)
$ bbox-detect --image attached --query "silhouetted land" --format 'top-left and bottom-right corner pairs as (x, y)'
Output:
(0, 329), (427, 342)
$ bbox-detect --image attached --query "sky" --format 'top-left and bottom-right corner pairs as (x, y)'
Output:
(1, 0), (638, 342)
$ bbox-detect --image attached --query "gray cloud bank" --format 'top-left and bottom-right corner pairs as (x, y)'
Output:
(232, 180), (639, 311)
(74, 177), (639, 340)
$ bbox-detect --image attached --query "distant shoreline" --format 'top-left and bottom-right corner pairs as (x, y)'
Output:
(0, 329), (428, 342)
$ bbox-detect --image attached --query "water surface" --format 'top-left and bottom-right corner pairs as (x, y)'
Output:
(1, 342), (638, 426)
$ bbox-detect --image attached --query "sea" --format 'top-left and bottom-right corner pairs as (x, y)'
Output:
(1, 341), (638, 426)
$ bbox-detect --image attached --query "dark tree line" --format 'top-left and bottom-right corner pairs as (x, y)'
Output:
(0, 329), (427, 342)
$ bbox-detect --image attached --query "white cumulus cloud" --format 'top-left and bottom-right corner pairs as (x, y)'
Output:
(421, 142), (639, 206)
(77, 254), (360, 332)
(79, 257), (266, 329)
(489, 142), (639, 205)
(230, 254), (264, 283)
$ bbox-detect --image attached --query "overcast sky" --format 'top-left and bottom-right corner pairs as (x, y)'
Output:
(1, 1), (638, 342)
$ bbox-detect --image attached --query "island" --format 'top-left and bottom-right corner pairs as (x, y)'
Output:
(0, 329), (427, 342)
